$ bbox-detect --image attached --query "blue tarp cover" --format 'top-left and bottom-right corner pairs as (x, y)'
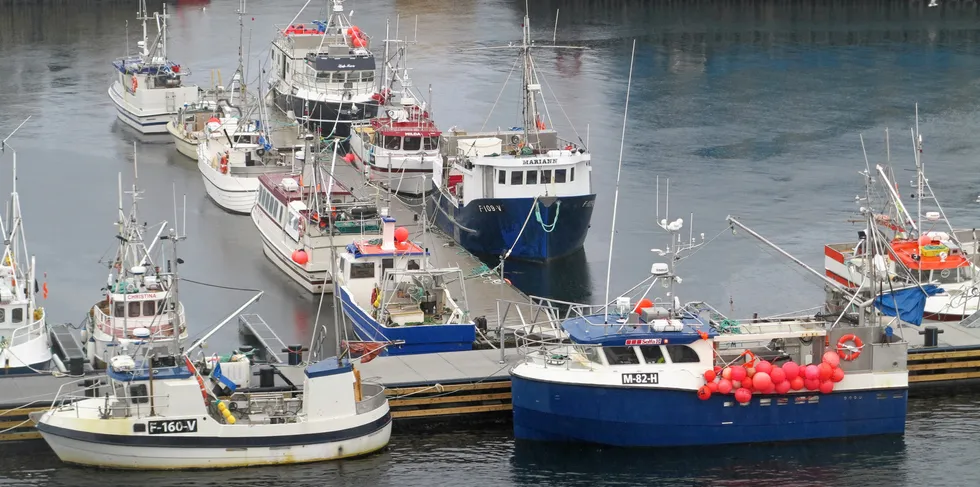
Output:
(873, 284), (943, 326)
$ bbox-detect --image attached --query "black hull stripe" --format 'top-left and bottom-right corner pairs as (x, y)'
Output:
(37, 412), (391, 448)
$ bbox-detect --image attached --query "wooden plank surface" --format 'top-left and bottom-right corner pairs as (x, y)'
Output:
(391, 392), (511, 408)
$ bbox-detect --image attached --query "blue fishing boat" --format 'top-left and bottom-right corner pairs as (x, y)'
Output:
(336, 213), (476, 355)
(426, 12), (595, 262)
(510, 179), (911, 446)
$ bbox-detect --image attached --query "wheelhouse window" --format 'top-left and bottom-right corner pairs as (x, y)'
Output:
(350, 262), (375, 279)
(511, 170), (524, 185)
(576, 345), (602, 364)
(382, 258), (394, 273)
(555, 169), (567, 183)
(114, 302), (125, 318)
(384, 136), (402, 150)
(498, 170), (506, 184)
(11, 308), (22, 323)
(640, 345), (665, 364)
(526, 170), (538, 185)
(408, 259), (420, 270)
(129, 302), (141, 318)
(403, 136), (422, 151)
(0, 308), (6, 323)
(541, 170), (552, 184)
(570, 167), (575, 181)
(143, 301), (156, 316)
(603, 346), (641, 365)
(424, 137), (439, 150)
(666, 345), (700, 363)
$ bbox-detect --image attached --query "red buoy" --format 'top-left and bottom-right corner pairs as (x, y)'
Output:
(730, 365), (747, 382)
(721, 367), (733, 380)
(752, 371), (772, 391)
(394, 227), (409, 243)
(703, 369), (717, 383)
(291, 249), (309, 265)
(804, 364), (820, 380)
(817, 363), (833, 381)
(831, 367), (845, 383)
(781, 361), (800, 380)
(790, 376), (805, 391)
(706, 381), (719, 393)
(769, 366), (786, 385)
(697, 386), (711, 401)
(775, 380), (792, 394)
(633, 298), (654, 314)
(804, 377), (821, 391)
(717, 378), (733, 394)
(734, 388), (751, 404)
(819, 380), (834, 394)
(822, 351), (841, 368)
(755, 360), (773, 374)
(344, 153), (356, 163)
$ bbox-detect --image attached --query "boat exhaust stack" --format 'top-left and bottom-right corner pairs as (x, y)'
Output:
(380, 212), (396, 251)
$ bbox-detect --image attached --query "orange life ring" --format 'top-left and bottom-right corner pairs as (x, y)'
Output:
(837, 334), (864, 361)
(131, 76), (138, 91)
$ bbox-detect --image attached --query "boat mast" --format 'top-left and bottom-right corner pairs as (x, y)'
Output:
(233, 0), (247, 103)
(1, 117), (32, 304)
(138, 0), (149, 58)
(602, 40), (636, 324)
(913, 104), (923, 284)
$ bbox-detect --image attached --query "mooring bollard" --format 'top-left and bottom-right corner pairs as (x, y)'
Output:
(919, 326), (944, 348)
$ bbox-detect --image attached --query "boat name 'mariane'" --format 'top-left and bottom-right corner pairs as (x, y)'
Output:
(521, 158), (560, 166)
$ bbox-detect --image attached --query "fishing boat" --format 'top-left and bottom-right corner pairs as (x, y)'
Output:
(84, 165), (187, 368)
(348, 22), (439, 197)
(251, 146), (381, 293)
(510, 200), (910, 446)
(824, 113), (980, 321)
(198, 116), (291, 214)
(32, 295), (391, 469)
(268, 0), (380, 138)
(109, 0), (200, 134)
(0, 121), (52, 375)
(167, 0), (253, 159)
(336, 214), (476, 355)
(426, 13), (595, 262)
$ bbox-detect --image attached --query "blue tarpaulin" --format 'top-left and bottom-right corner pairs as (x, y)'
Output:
(873, 284), (943, 326)
(211, 363), (238, 393)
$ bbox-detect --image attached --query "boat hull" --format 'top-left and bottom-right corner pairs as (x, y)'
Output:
(426, 189), (595, 262)
(271, 90), (378, 138)
(108, 83), (189, 135)
(36, 413), (391, 470)
(251, 209), (330, 294)
(166, 120), (199, 159)
(339, 286), (475, 355)
(510, 374), (908, 447)
(198, 155), (259, 214)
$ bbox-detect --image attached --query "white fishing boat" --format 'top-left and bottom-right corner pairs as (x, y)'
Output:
(349, 22), (440, 197)
(824, 109), (980, 321)
(84, 160), (187, 367)
(197, 116), (290, 214)
(109, 0), (200, 134)
(0, 120), (52, 375)
(167, 0), (252, 159)
(251, 150), (381, 293)
(268, 0), (380, 137)
(33, 294), (391, 469)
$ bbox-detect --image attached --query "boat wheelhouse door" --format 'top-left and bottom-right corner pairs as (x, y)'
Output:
(285, 201), (307, 242)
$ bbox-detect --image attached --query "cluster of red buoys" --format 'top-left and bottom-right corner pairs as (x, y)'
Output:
(697, 351), (846, 404)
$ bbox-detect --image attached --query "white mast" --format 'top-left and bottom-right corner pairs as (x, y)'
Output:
(602, 40), (636, 324)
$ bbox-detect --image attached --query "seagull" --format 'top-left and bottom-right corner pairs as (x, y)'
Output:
(928, 0), (938, 7)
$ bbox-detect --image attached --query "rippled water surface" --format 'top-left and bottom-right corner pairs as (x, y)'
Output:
(4, 0), (980, 485)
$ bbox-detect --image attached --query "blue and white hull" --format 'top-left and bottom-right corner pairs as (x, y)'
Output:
(511, 373), (907, 447)
(338, 286), (476, 356)
(426, 189), (595, 262)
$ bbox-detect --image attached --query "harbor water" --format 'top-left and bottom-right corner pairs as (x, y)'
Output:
(3, 0), (980, 484)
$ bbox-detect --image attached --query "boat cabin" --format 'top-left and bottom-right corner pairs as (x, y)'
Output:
(271, 20), (376, 99)
(113, 57), (185, 90)
(435, 129), (592, 205)
(0, 262), (38, 333)
(355, 105), (440, 154)
(558, 312), (715, 369)
(256, 173), (378, 241)
(339, 216), (467, 327)
(94, 267), (181, 340)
